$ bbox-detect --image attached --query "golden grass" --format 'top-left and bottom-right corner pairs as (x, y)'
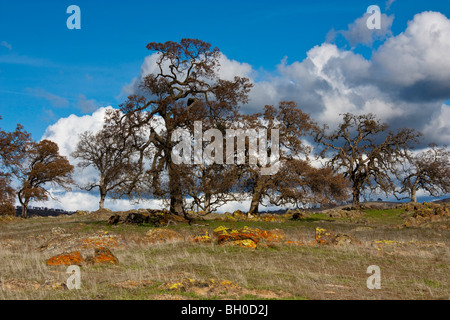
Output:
(0, 211), (448, 300)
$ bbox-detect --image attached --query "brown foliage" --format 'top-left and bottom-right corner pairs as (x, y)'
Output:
(120, 38), (253, 216)
(400, 144), (450, 202)
(241, 102), (349, 214)
(316, 113), (422, 207)
(72, 109), (149, 209)
(16, 140), (74, 217)
(0, 116), (31, 211)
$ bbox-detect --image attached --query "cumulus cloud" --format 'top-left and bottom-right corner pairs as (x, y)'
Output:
(120, 11), (450, 146)
(370, 11), (450, 101)
(21, 189), (168, 212)
(42, 107), (110, 156)
(340, 12), (394, 47)
(77, 94), (99, 113)
(243, 11), (450, 144)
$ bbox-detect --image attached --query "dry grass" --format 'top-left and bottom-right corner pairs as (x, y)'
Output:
(0, 210), (449, 300)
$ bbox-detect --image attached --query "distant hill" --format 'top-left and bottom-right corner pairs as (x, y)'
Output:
(433, 198), (450, 204)
(15, 206), (75, 217)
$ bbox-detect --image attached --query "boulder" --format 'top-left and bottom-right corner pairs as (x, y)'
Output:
(46, 251), (85, 266)
(315, 227), (359, 246)
(84, 247), (119, 265)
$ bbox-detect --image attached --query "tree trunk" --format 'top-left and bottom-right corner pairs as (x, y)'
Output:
(168, 162), (184, 216)
(352, 187), (361, 209)
(18, 190), (29, 218)
(99, 188), (106, 210)
(410, 186), (417, 203)
(204, 192), (211, 214)
(248, 179), (265, 216)
(21, 198), (29, 218)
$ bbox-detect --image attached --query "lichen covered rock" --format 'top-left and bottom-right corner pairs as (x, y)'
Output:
(46, 251), (84, 266)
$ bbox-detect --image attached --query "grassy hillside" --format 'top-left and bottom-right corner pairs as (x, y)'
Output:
(0, 203), (448, 300)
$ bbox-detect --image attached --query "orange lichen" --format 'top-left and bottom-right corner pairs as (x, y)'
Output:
(192, 231), (212, 243)
(89, 247), (119, 265)
(77, 234), (119, 249)
(215, 226), (286, 249)
(46, 251), (84, 266)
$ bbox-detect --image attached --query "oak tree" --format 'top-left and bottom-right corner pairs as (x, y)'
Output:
(15, 140), (74, 218)
(241, 102), (349, 214)
(400, 144), (450, 203)
(0, 117), (31, 215)
(316, 113), (422, 207)
(120, 39), (252, 216)
(72, 109), (152, 210)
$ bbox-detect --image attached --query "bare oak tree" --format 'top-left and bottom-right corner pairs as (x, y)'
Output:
(241, 102), (349, 214)
(72, 109), (151, 210)
(400, 144), (450, 202)
(120, 39), (252, 216)
(316, 113), (421, 208)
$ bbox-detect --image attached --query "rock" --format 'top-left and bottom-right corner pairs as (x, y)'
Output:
(328, 209), (365, 219)
(215, 226), (285, 249)
(315, 227), (359, 246)
(124, 212), (150, 224)
(160, 278), (240, 297)
(315, 227), (336, 245)
(84, 247), (119, 265)
(334, 234), (359, 246)
(108, 210), (189, 226)
(289, 209), (310, 220)
(41, 279), (67, 290)
(46, 251), (85, 266)
(108, 214), (122, 225)
(0, 278), (66, 291)
(192, 230), (213, 243)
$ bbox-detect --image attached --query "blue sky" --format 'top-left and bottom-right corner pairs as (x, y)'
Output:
(1, 0), (450, 210)
(1, 0), (449, 140)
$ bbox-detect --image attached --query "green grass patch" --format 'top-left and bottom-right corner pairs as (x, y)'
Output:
(363, 208), (406, 224)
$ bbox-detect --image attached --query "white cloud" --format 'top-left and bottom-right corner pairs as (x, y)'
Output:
(42, 107), (111, 156)
(26, 88), (69, 108)
(22, 189), (168, 212)
(0, 41), (12, 50)
(77, 94), (99, 113)
(423, 104), (450, 144)
(385, 0), (395, 11)
(120, 12), (450, 146)
(340, 13), (394, 47)
(42, 107), (113, 192)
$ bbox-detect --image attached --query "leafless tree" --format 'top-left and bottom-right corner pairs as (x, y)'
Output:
(240, 102), (349, 214)
(120, 39), (253, 216)
(399, 144), (450, 202)
(316, 113), (422, 208)
(72, 109), (151, 209)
